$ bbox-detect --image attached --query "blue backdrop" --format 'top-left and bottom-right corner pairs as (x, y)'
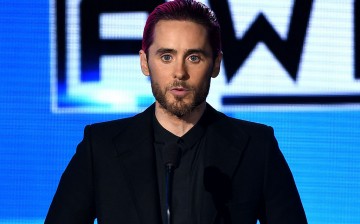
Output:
(0, 0), (359, 223)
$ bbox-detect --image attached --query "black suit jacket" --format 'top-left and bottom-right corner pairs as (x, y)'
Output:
(45, 104), (307, 224)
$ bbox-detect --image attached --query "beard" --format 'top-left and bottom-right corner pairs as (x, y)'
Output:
(151, 78), (211, 118)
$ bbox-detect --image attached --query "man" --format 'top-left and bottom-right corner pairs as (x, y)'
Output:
(45, 0), (307, 223)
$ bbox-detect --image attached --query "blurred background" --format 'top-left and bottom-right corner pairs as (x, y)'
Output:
(0, 0), (359, 223)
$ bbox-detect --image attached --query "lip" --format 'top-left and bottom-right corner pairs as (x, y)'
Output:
(169, 87), (190, 97)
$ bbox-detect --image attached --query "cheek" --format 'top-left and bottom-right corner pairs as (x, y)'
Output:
(149, 68), (170, 90)
(149, 61), (171, 78)
(190, 67), (212, 84)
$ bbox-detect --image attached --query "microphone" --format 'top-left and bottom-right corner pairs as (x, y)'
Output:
(163, 142), (180, 170)
(163, 142), (180, 224)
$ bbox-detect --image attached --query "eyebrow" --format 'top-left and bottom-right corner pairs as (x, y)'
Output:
(155, 48), (176, 55)
(155, 48), (210, 57)
(186, 49), (210, 57)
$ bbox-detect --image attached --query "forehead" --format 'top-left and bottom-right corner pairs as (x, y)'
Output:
(150, 20), (211, 52)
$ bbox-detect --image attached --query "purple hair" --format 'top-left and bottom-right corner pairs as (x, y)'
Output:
(142, 0), (221, 58)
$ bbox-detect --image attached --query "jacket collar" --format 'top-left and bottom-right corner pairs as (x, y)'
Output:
(200, 104), (250, 224)
(112, 104), (161, 224)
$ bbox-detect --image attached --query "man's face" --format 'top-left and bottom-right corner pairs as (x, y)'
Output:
(140, 20), (222, 117)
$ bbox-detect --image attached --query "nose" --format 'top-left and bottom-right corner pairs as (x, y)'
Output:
(173, 61), (188, 80)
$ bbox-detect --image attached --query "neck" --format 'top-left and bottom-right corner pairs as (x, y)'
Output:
(155, 102), (206, 137)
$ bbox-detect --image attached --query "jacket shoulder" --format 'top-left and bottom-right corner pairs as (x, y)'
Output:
(210, 108), (274, 138)
(84, 104), (154, 140)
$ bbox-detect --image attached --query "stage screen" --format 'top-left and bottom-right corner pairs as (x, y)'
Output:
(0, 0), (359, 223)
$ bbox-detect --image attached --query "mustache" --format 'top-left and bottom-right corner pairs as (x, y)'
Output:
(168, 80), (191, 89)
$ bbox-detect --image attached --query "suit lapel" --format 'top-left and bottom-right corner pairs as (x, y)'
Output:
(112, 105), (162, 224)
(201, 106), (250, 224)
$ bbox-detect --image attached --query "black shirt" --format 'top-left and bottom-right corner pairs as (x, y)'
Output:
(153, 112), (208, 224)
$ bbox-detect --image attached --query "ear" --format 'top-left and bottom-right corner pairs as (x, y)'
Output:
(139, 50), (150, 76)
(211, 51), (223, 78)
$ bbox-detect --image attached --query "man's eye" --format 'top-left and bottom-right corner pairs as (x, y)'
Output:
(161, 55), (172, 62)
(188, 55), (200, 62)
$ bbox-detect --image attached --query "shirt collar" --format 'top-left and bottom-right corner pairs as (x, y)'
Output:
(152, 108), (208, 152)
